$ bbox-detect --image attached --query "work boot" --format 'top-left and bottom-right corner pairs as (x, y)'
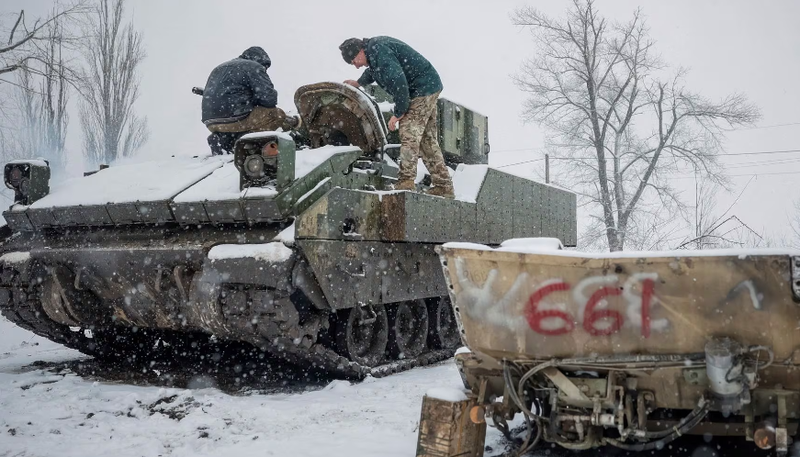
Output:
(393, 179), (416, 191)
(426, 185), (455, 199)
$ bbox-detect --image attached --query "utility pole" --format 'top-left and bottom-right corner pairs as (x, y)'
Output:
(545, 154), (550, 184)
(695, 166), (700, 249)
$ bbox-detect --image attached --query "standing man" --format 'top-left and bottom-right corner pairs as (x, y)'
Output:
(339, 36), (454, 198)
(201, 46), (300, 155)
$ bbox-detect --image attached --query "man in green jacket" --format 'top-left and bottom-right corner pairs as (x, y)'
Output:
(340, 36), (454, 198)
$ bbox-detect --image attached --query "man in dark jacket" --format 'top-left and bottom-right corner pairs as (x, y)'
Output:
(201, 46), (300, 154)
(340, 37), (454, 198)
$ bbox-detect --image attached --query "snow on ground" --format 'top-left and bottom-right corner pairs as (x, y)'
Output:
(0, 316), (507, 457)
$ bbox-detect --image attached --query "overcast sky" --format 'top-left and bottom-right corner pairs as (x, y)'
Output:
(4, 0), (800, 245)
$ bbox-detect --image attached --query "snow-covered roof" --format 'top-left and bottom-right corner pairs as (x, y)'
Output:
(30, 156), (228, 208)
(425, 387), (468, 402)
(242, 186), (278, 199)
(452, 164), (488, 203)
(239, 131), (294, 142)
(173, 160), (239, 203)
(273, 222), (295, 246)
(169, 146), (359, 204)
(208, 242), (293, 263)
(295, 145), (360, 180)
(0, 252), (30, 264)
(443, 239), (800, 259)
(7, 159), (49, 167)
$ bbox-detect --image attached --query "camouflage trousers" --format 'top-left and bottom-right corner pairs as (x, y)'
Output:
(206, 106), (289, 133)
(398, 92), (452, 188)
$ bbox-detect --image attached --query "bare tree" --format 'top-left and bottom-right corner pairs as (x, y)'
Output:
(78, 0), (148, 166)
(0, 4), (86, 82)
(673, 177), (764, 250)
(512, 0), (760, 251)
(13, 14), (71, 173)
(786, 199), (800, 249)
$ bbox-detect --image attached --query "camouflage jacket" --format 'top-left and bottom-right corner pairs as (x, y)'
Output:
(356, 36), (443, 117)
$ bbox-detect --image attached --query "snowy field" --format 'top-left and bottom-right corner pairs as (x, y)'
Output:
(0, 316), (509, 457)
(0, 316), (770, 457)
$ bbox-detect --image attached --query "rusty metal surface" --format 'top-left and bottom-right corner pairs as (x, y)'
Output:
(440, 247), (800, 407)
(441, 248), (798, 361)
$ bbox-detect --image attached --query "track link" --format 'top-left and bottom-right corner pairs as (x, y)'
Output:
(266, 335), (455, 379)
(0, 284), (95, 354)
(1, 286), (456, 380)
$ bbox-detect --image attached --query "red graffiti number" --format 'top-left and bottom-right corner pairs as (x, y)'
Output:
(583, 287), (624, 336)
(525, 282), (575, 335)
(525, 279), (657, 338)
(640, 278), (655, 338)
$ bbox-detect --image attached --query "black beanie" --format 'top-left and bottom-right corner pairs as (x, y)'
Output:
(339, 38), (365, 63)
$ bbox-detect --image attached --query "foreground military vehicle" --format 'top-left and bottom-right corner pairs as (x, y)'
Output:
(0, 82), (577, 378)
(428, 241), (800, 455)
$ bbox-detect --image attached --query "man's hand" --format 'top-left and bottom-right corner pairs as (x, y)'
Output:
(343, 80), (360, 88)
(388, 115), (403, 132)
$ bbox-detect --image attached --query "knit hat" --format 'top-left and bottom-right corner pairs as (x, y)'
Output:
(339, 38), (365, 63)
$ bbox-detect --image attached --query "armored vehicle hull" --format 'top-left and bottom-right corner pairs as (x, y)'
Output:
(0, 83), (577, 379)
(433, 241), (800, 455)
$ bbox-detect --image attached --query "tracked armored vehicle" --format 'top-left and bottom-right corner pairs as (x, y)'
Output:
(0, 82), (576, 378)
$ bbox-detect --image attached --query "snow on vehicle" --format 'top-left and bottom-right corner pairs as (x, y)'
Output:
(420, 240), (800, 456)
(0, 82), (577, 379)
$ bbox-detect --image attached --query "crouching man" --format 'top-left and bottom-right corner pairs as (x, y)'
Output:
(201, 46), (300, 155)
(339, 36), (454, 198)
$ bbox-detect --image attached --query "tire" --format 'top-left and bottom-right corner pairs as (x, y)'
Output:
(334, 305), (388, 367)
(387, 300), (428, 359)
(426, 296), (460, 349)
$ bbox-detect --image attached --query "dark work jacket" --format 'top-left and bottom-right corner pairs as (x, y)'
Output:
(356, 36), (443, 117)
(201, 47), (278, 125)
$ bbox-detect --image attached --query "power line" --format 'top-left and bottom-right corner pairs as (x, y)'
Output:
(670, 169), (800, 179)
(718, 148), (800, 157)
(730, 170), (800, 178)
(724, 122), (800, 132)
(723, 157), (800, 169)
(494, 158), (544, 168)
(491, 147), (800, 158)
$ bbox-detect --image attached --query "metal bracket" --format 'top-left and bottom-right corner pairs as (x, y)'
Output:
(154, 267), (164, 293)
(355, 303), (376, 326)
(477, 377), (488, 405)
(776, 427), (788, 456)
(73, 268), (85, 291)
(744, 403), (755, 442)
(338, 263), (366, 277)
(543, 367), (590, 403)
(173, 265), (188, 302)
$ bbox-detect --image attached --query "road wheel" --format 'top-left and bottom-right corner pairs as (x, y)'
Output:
(334, 305), (388, 367)
(387, 300), (429, 359)
(427, 296), (460, 349)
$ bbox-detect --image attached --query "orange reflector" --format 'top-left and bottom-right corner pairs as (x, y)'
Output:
(754, 425), (775, 450)
(469, 405), (486, 424)
(262, 142), (279, 157)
